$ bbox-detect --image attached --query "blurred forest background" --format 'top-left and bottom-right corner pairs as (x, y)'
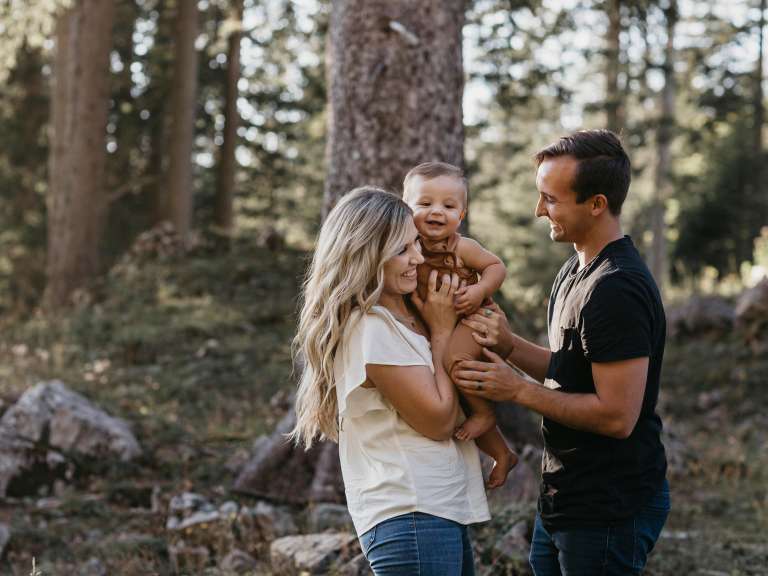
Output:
(0, 0), (767, 574)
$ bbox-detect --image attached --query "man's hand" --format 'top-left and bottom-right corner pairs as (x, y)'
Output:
(454, 283), (485, 316)
(453, 347), (527, 402)
(461, 302), (515, 358)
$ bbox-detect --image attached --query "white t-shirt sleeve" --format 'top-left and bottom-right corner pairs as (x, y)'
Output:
(337, 310), (431, 419)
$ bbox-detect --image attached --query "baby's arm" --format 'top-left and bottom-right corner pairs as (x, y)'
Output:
(454, 237), (506, 315)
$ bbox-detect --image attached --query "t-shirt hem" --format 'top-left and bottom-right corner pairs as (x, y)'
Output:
(352, 506), (491, 537)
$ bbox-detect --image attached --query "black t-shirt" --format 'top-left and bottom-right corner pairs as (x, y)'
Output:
(539, 236), (667, 530)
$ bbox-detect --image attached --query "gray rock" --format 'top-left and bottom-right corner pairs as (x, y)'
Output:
(666, 296), (735, 338)
(494, 518), (531, 562)
(219, 548), (258, 574)
(307, 503), (354, 533)
(270, 533), (359, 575)
(0, 381), (141, 497)
(735, 277), (768, 346)
(79, 557), (107, 576)
(338, 552), (372, 576)
(0, 523), (10, 559)
(238, 500), (298, 544)
(168, 542), (210, 574)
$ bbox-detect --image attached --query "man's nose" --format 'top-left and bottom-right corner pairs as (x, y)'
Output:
(535, 197), (546, 218)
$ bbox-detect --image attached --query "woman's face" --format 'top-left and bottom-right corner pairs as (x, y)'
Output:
(382, 219), (424, 297)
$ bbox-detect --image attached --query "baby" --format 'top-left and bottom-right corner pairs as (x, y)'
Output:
(403, 161), (517, 488)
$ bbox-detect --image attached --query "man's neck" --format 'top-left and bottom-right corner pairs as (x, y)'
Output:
(574, 220), (624, 269)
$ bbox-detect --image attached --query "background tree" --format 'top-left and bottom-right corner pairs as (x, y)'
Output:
(648, 0), (677, 290)
(323, 0), (466, 219)
(162, 0), (200, 244)
(44, 0), (116, 310)
(214, 0), (245, 234)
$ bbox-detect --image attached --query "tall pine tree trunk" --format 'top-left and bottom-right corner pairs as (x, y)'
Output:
(753, 0), (765, 231)
(214, 0), (244, 234)
(323, 0), (466, 219)
(649, 1), (677, 292)
(44, 0), (116, 310)
(605, 0), (625, 133)
(163, 0), (199, 244)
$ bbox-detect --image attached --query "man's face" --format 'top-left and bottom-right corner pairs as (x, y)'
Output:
(535, 156), (593, 244)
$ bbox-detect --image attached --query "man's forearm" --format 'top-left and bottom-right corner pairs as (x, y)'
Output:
(506, 334), (551, 383)
(509, 376), (628, 438)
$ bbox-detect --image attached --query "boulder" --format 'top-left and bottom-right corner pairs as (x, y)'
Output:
(0, 523), (10, 559)
(219, 548), (258, 574)
(338, 553), (373, 576)
(493, 518), (532, 566)
(0, 381), (141, 497)
(237, 500), (298, 544)
(307, 503), (355, 533)
(270, 533), (359, 575)
(735, 277), (768, 348)
(666, 296), (735, 338)
(233, 410), (345, 504)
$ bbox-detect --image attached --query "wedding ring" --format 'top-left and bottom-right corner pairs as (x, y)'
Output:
(476, 383), (482, 390)
(483, 309), (492, 317)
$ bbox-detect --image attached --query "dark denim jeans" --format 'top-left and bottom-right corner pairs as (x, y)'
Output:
(530, 479), (671, 576)
(359, 512), (475, 575)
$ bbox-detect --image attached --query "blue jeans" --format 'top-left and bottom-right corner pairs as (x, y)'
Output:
(359, 512), (475, 575)
(530, 479), (670, 575)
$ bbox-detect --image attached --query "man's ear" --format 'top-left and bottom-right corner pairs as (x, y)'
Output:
(591, 194), (609, 216)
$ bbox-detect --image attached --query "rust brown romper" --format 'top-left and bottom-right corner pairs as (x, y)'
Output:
(415, 234), (490, 378)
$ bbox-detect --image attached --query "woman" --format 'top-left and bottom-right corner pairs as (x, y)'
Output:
(291, 187), (490, 575)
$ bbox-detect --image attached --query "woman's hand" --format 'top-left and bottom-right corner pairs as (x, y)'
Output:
(460, 301), (515, 359)
(412, 270), (460, 338)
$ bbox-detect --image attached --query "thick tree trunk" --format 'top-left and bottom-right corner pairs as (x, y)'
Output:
(214, 0), (244, 234)
(753, 0), (765, 228)
(44, 0), (115, 310)
(649, 1), (677, 292)
(323, 0), (466, 219)
(163, 0), (199, 244)
(605, 0), (625, 133)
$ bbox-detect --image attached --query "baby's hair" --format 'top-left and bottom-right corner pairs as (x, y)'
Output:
(403, 161), (468, 208)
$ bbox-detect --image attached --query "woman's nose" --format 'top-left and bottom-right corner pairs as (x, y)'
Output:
(411, 247), (424, 264)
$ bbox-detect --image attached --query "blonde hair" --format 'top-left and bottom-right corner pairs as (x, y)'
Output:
(290, 187), (413, 449)
(402, 161), (468, 208)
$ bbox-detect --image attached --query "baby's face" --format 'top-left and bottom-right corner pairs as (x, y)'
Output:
(405, 175), (466, 242)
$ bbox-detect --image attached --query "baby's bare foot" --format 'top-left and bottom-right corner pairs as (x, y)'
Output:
(454, 411), (496, 441)
(487, 450), (519, 489)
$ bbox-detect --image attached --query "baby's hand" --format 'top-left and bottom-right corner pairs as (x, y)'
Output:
(454, 284), (485, 316)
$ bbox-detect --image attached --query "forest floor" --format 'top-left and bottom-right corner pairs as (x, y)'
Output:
(0, 235), (766, 575)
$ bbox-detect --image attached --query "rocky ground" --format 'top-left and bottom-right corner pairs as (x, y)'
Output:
(0, 230), (766, 575)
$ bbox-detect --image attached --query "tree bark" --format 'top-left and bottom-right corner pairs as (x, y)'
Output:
(605, 0), (625, 133)
(753, 0), (765, 228)
(163, 0), (199, 244)
(44, 0), (116, 310)
(214, 0), (244, 234)
(323, 0), (466, 220)
(649, 0), (677, 292)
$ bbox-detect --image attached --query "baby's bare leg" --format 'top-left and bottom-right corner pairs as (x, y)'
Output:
(475, 427), (518, 488)
(446, 322), (496, 439)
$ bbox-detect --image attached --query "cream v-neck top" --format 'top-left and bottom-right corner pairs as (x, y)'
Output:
(334, 305), (490, 536)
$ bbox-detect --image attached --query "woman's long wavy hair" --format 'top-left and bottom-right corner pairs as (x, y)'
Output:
(290, 187), (413, 449)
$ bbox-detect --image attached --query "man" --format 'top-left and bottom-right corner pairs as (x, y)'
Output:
(455, 129), (669, 575)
